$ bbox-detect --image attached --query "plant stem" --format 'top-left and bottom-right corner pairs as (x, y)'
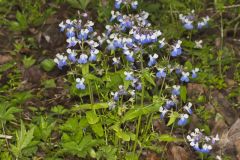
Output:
(1, 122), (9, 150)
(133, 50), (145, 152)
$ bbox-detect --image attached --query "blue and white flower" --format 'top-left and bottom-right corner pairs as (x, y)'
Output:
(177, 114), (189, 126)
(148, 53), (158, 67)
(124, 50), (135, 62)
(156, 68), (166, 78)
(59, 21), (66, 32)
(171, 40), (182, 57)
(159, 106), (168, 119)
(183, 19), (194, 30)
(114, 0), (122, 9)
(54, 53), (67, 69)
(165, 100), (175, 109)
(66, 49), (77, 62)
(197, 16), (210, 29)
(191, 68), (199, 78)
(124, 71), (134, 81)
(78, 54), (88, 64)
(112, 57), (120, 65)
(131, 1), (138, 9)
(76, 78), (85, 90)
(111, 91), (119, 101)
(66, 37), (78, 48)
(66, 27), (75, 38)
(172, 85), (180, 96)
(184, 102), (193, 114)
(158, 38), (166, 48)
(187, 128), (219, 154)
(180, 71), (190, 82)
(89, 48), (99, 62)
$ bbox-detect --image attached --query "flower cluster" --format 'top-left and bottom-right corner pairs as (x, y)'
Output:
(187, 128), (219, 153)
(179, 11), (210, 30)
(114, 0), (138, 10)
(55, 18), (99, 70)
(109, 85), (136, 110)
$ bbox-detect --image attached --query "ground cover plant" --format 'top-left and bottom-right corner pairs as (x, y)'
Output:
(0, 0), (240, 160)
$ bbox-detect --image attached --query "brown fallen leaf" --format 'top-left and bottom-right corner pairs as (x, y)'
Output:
(211, 90), (238, 125)
(0, 55), (13, 65)
(235, 140), (240, 160)
(168, 145), (189, 160)
(218, 119), (240, 158)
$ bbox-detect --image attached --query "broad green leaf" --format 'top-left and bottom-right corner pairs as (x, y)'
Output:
(82, 63), (89, 76)
(0, 62), (15, 72)
(0, 104), (22, 123)
(86, 111), (99, 124)
(116, 130), (130, 141)
(60, 117), (79, 132)
(42, 79), (56, 88)
(184, 61), (193, 70)
(122, 104), (161, 123)
(66, 0), (91, 10)
(125, 152), (138, 160)
(91, 123), (104, 137)
(180, 86), (187, 103)
(72, 103), (108, 110)
(143, 70), (156, 86)
(40, 59), (55, 72)
(167, 112), (179, 126)
(11, 121), (35, 158)
(159, 134), (183, 142)
(111, 124), (130, 141)
(96, 145), (117, 160)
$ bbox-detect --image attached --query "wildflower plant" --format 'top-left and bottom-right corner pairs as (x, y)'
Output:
(54, 0), (217, 159)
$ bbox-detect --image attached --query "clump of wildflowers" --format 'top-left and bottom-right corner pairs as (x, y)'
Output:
(187, 128), (219, 153)
(114, 0), (138, 10)
(179, 11), (210, 30)
(53, 1), (217, 158)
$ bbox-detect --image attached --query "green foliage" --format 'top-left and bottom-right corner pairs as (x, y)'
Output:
(22, 56), (36, 68)
(11, 121), (38, 159)
(41, 59), (56, 72)
(66, 0), (91, 10)
(0, 103), (22, 124)
(0, 0), (239, 159)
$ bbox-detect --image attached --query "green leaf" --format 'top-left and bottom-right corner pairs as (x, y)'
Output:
(9, 11), (28, 31)
(60, 117), (79, 132)
(159, 134), (183, 142)
(11, 121), (36, 159)
(96, 145), (117, 160)
(82, 63), (89, 76)
(184, 61), (192, 70)
(180, 86), (187, 103)
(66, 0), (91, 10)
(0, 62), (15, 72)
(72, 103), (108, 110)
(0, 104), (22, 123)
(86, 111), (99, 124)
(22, 56), (36, 68)
(125, 152), (138, 160)
(40, 59), (55, 72)
(42, 79), (56, 88)
(143, 70), (156, 86)
(167, 112), (179, 126)
(91, 123), (104, 137)
(122, 104), (161, 123)
(51, 105), (68, 115)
